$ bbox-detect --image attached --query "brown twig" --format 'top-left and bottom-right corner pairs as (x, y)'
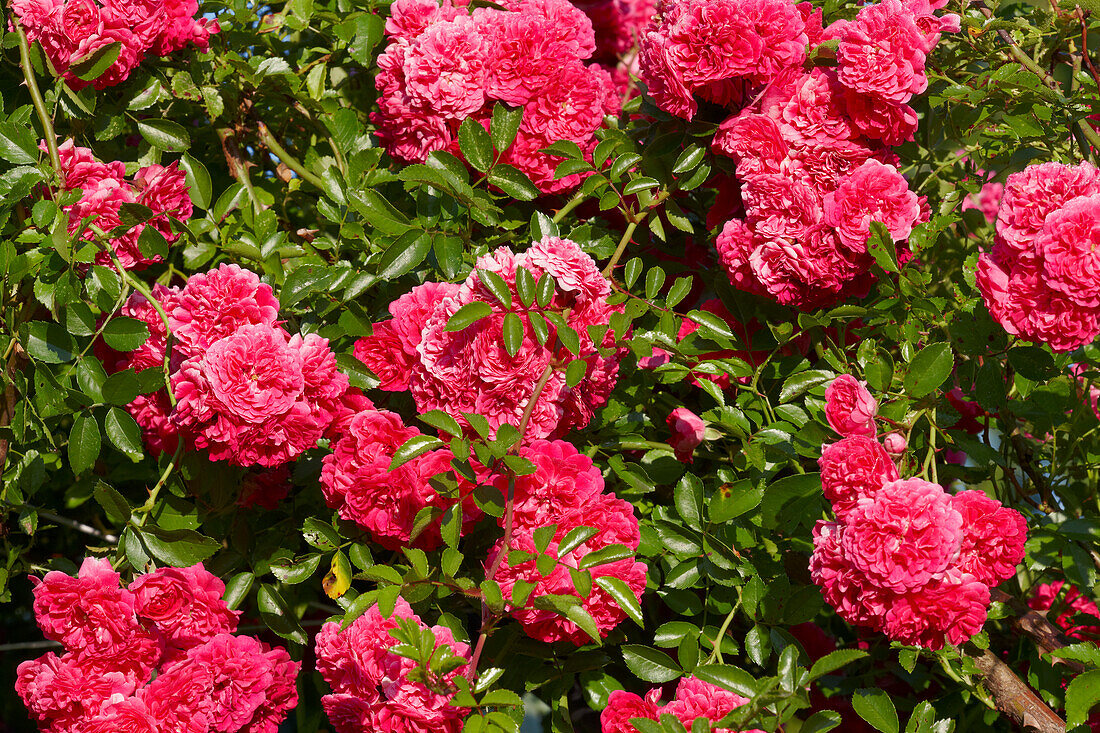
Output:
(215, 127), (262, 215)
(967, 646), (1067, 733)
(990, 589), (1089, 675)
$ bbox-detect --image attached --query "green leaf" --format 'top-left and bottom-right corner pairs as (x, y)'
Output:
(257, 583), (307, 644)
(0, 121), (39, 165)
(24, 322), (75, 363)
(691, 664), (757, 697)
(903, 342), (953, 399)
(867, 221), (900, 274)
(1067, 669), (1100, 727)
(491, 103), (523, 152)
(137, 119), (191, 152)
(623, 177), (660, 196)
(852, 689), (899, 733)
(93, 481), (130, 525)
(488, 164), (539, 201)
(68, 413), (101, 475)
(502, 312), (524, 357)
(808, 649), (869, 680)
(390, 434), (444, 471)
(621, 645), (681, 683)
(302, 518), (341, 552)
(562, 603), (603, 645)
(459, 118), (493, 172)
(594, 576), (643, 626)
(141, 526), (220, 567)
(419, 410), (465, 437)
(102, 317), (150, 351)
(1007, 345), (1056, 381)
(558, 526), (598, 556)
(779, 369), (834, 403)
(445, 302), (493, 332)
(104, 407), (143, 458)
(137, 225), (169, 260)
(800, 711), (842, 733)
(69, 42), (122, 81)
(378, 231), (432, 280)
(709, 480), (764, 522)
(478, 269), (512, 307)
(280, 264), (336, 308)
(271, 553), (323, 584)
(223, 571), (254, 610)
(672, 145), (705, 174)
(179, 154), (212, 209)
(666, 276), (692, 307)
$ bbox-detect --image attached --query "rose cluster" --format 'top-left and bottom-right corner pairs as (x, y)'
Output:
(601, 676), (764, 733)
(355, 236), (624, 441)
(639, 0), (958, 309)
(810, 377), (1028, 649)
(320, 406), (480, 549)
(13, 0), (217, 89)
(976, 161), (1100, 352)
(51, 140), (193, 271)
(314, 598), (471, 733)
(486, 439), (647, 645)
(100, 263), (355, 467)
(573, 0), (656, 76)
(16, 558), (298, 732)
(373, 0), (619, 192)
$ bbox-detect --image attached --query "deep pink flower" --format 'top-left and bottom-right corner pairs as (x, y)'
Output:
(1038, 194), (1100, 308)
(882, 569), (989, 650)
(16, 652), (134, 731)
(1029, 582), (1100, 642)
(840, 478), (964, 593)
(663, 676), (760, 733)
(144, 633), (299, 733)
(601, 689), (661, 733)
(320, 409), (463, 549)
(404, 15), (488, 119)
(667, 407), (705, 462)
(952, 490), (1027, 587)
(315, 599), (471, 733)
(171, 323), (337, 467)
(994, 161), (1100, 264)
(129, 564), (240, 659)
(823, 159), (920, 252)
(823, 374), (878, 437)
(809, 520), (890, 631)
(169, 263), (280, 357)
(836, 0), (927, 103)
(818, 436), (899, 520)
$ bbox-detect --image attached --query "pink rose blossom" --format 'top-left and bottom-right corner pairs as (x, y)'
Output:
(882, 569), (989, 650)
(667, 407), (705, 462)
(883, 432), (907, 455)
(836, 0), (927, 103)
(823, 159), (920, 252)
(818, 436), (899, 520)
(129, 564), (239, 659)
(823, 374), (878, 437)
(840, 478), (964, 593)
(952, 490), (1027, 587)
(169, 263), (280, 357)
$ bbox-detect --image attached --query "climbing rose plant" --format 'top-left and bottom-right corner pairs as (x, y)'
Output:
(2, 0), (1100, 730)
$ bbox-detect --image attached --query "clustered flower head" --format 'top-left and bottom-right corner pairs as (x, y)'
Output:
(17, 558), (299, 732)
(314, 598), (471, 733)
(810, 377), (1027, 649)
(373, 0), (620, 193)
(50, 140), (193, 271)
(640, 0), (957, 309)
(601, 676), (764, 733)
(319, 407), (480, 549)
(487, 439), (647, 645)
(354, 236), (624, 441)
(976, 161), (1100, 352)
(13, 0), (217, 89)
(100, 263), (355, 467)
